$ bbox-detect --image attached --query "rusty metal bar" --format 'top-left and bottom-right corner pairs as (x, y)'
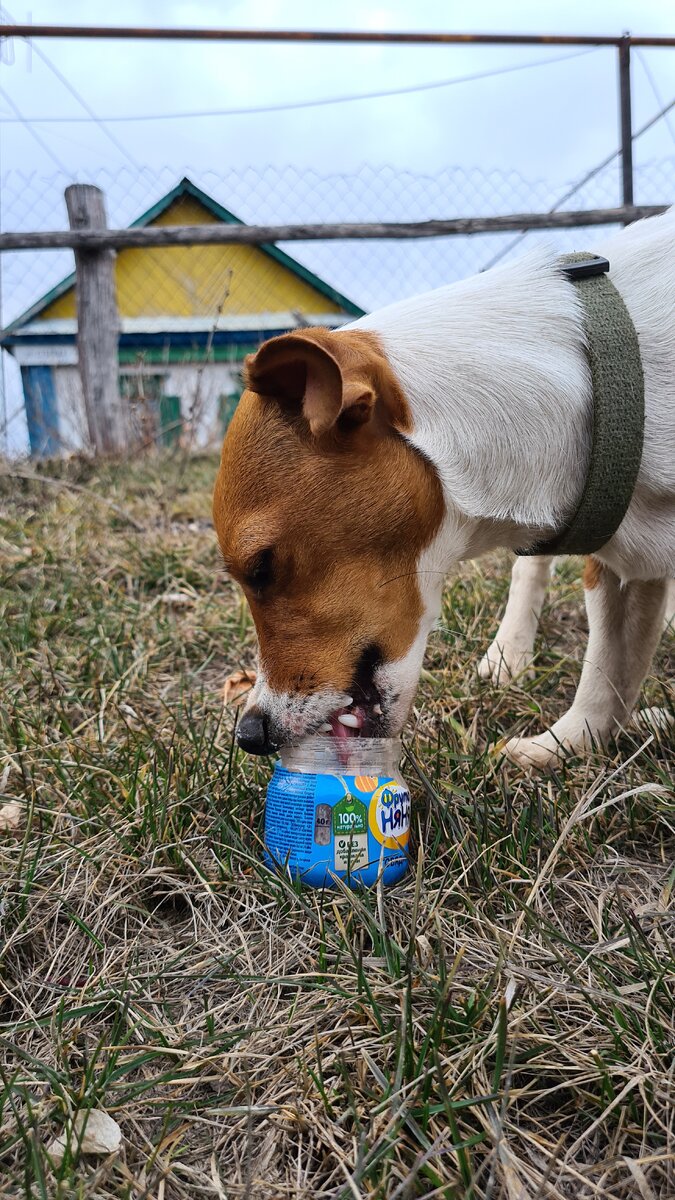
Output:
(618, 38), (634, 210)
(1, 24), (675, 47)
(0, 206), (666, 253)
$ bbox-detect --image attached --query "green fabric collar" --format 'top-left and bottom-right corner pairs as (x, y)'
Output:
(517, 251), (645, 558)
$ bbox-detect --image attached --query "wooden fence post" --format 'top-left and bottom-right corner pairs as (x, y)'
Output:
(65, 184), (128, 455)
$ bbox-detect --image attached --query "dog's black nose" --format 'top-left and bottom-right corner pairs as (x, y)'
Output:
(236, 707), (273, 755)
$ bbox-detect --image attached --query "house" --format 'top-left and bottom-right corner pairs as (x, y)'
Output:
(1, 177), (364, 456)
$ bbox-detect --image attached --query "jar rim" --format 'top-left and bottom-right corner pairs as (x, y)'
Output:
(279, 735), (403, 774)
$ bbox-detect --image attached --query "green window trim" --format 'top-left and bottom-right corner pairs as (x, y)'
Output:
(158, 395), (182, 448)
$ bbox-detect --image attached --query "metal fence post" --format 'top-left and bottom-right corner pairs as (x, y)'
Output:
(618, 36), (634, 215)
(65, 184), (128, 454)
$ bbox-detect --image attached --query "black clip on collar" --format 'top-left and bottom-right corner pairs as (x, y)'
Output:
(561, 255), (610, 282)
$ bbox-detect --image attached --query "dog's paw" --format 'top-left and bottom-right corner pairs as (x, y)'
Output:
(501, 732), (564, 771)
(477, 640), (533, 686)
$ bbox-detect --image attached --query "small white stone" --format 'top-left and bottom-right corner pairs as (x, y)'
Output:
(47, 1110), (122, 1164)
(160, 591), (194, 608)
(0, 802), (22, 832)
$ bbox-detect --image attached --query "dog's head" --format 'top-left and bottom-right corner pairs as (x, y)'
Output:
(213, 327), (445, 753)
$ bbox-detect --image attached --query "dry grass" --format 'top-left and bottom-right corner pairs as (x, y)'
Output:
(0, 454), (673, 1200)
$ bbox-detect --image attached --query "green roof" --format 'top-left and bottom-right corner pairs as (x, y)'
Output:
(3, 175), (364, 337)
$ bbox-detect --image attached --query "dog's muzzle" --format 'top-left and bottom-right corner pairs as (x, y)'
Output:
(236, 706), (276, 755)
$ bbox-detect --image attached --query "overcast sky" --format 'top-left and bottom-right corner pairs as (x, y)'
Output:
(1, 1), (674, 454)
(1, 0), (674, 182)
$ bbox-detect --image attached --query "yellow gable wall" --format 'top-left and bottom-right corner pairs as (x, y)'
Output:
(40, 195), (344, 320)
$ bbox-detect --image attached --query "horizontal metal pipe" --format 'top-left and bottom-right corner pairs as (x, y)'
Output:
(0, 206), (666, 251)
(1, 24), (675, 47)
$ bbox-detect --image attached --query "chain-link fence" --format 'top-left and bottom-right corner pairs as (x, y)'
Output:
(6, 156), (675, 321)
(2, 157), (675, 455)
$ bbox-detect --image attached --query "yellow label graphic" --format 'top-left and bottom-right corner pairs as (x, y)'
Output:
(368, 781), (411, 849)
(354, 774), (378, 792)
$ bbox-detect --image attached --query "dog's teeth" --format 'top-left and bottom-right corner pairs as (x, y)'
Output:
(343, 696), (353, 706)
(319, 723), (332, 732)
(373, 703), (382, 715)
(337, 713), (360, 728)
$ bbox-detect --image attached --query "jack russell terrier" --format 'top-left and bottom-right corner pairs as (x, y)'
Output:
(213, 208), (675, 769)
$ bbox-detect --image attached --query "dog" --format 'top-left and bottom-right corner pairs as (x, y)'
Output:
(479, 556), (674, 689)
(213, 208), (675, 768)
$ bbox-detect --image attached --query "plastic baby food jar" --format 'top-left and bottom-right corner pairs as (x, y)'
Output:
(263, 736), (411, 889)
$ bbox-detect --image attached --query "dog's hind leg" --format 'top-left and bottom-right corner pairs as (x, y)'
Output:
(633, 578), (675, 737)
(504, 559), (668, 769)
(478, 555), (556, 685)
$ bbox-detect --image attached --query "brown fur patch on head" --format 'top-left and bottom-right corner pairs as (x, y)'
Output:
(213, 328), (444, 698)
(244, 327), (412, 440)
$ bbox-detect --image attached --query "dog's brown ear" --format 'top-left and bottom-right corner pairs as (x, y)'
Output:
(244, 331), (383, 438)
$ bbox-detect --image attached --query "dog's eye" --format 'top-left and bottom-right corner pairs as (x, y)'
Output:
(244, 547), (275, 594)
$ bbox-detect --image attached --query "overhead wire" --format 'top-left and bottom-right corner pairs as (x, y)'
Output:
(0, 3), (141, 168)
(480, 89), (675, 272)
(0, 44), (598, 123)
(2, 27), (673, 315)
(634, 47), (675, 148)
(0, 83), (69, 172)
(21, 40), (142, 169)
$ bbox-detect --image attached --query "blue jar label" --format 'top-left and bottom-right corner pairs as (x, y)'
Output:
(264, 767), (410, 889)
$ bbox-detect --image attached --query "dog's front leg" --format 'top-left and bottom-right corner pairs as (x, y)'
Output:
(478, 555), (556, 684)
(504, 559), (668, 769)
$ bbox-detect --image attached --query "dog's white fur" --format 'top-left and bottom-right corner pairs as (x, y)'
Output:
(480, 559), (675, 687)
(478, 555), (557, 685)
(347, 209), (675, 766)
(480, 556), (675, 748)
